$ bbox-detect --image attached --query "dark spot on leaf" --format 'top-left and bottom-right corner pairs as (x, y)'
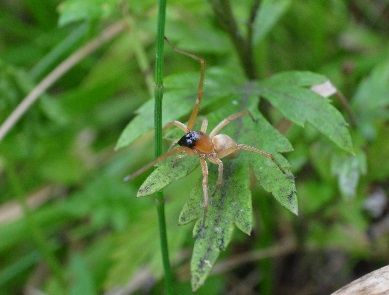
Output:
(287, 190), (296, 203)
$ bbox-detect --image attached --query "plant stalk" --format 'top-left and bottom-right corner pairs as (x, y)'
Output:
(154, 0), (174, 293)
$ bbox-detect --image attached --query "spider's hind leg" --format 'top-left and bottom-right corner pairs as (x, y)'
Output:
(208, 156), (224, 194)
(217, 143), (289, 175)
(238, 144), (288, 175)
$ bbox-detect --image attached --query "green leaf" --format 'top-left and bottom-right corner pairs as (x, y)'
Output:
(260, 72), (353, 153)
(261, 71), (328, 87)
(253, 0), (291, 44)
(240, 105), (297, 214)
(184, 161), (252, 291)
(331, 151), (366, 199)
(351, 58), (389, 139)
(367, 125), (389, 181)
(58, 0), (118, 27)
(178, 95), (296, 290)
(137, 156), (199, 197)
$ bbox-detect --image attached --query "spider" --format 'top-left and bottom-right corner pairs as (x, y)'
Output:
(125, 39), (286, 209)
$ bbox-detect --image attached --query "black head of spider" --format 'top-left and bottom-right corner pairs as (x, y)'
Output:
(177, 131), (201, 148)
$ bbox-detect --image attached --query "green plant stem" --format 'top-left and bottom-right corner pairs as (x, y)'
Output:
(154, 0), (174, 294)
(6, 163), (65, 287)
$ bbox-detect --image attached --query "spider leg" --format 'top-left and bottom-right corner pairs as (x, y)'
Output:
(208, 156), (224, 191)
(209, 110), (249, 138)
(201, 118), (208, 133)
(124, 146), (194, 181)
(216, 143), (288, 174)
(238, 144), (288, 174)
(199, 157), (209, 210)
(164, 37), (205, 130)
(164, 120), (188, 132)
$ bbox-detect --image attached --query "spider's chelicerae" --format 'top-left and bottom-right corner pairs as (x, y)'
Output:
(125, 39), (286, 209)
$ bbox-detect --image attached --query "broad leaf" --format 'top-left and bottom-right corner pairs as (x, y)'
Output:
(259, 71), (353, 153)
(178, 94), (296, 290)
(253, 0), (291, 44)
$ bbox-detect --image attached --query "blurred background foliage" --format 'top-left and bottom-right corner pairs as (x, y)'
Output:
(0, 0), (388, 294)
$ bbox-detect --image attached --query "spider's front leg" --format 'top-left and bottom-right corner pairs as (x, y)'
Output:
(164, 120), (188, 132)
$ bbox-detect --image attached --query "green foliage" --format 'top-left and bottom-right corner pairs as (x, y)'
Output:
(137, 156), (198, 197)
(259, 71), (354, 153)
(352, 58), (389, 139)
(182, 162), (252, 290)
(331, 151), (366, 199)
(58, 0), (119, 26)
(1, 0), (388, 294)
(253, 0), (292, 44)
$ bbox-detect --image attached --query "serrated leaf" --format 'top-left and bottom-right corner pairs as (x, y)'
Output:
(188, 162), (252, 291)
(253, 0), (291, 44)
(58, 0), (118, 27)
(239, 104), (297, 214)
(137, 155), (199, 197)
(250, 154), (297, 214)
(260, 72), (353, 153)
(178, 94), (296, 290)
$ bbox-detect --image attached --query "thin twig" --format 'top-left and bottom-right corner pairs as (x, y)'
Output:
(0, 185), (62, 225)
(0, 20), (127, 142)
(209, 0), (257, 79)
(209, 0), (273, 116)
(335, 91), (357, 127)
(247, 0), (260, 47)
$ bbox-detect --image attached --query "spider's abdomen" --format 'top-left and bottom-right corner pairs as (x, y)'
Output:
(212, 134), (239, 158)
(177, 131), (214, 154)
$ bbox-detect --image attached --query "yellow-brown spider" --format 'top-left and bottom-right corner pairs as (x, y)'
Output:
(125, 39), (285, 209)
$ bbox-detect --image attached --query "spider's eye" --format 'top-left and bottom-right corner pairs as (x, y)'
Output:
(177, 131), (200, 148)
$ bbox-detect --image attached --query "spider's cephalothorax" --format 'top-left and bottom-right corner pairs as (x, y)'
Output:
(178, 131), (215, 154)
